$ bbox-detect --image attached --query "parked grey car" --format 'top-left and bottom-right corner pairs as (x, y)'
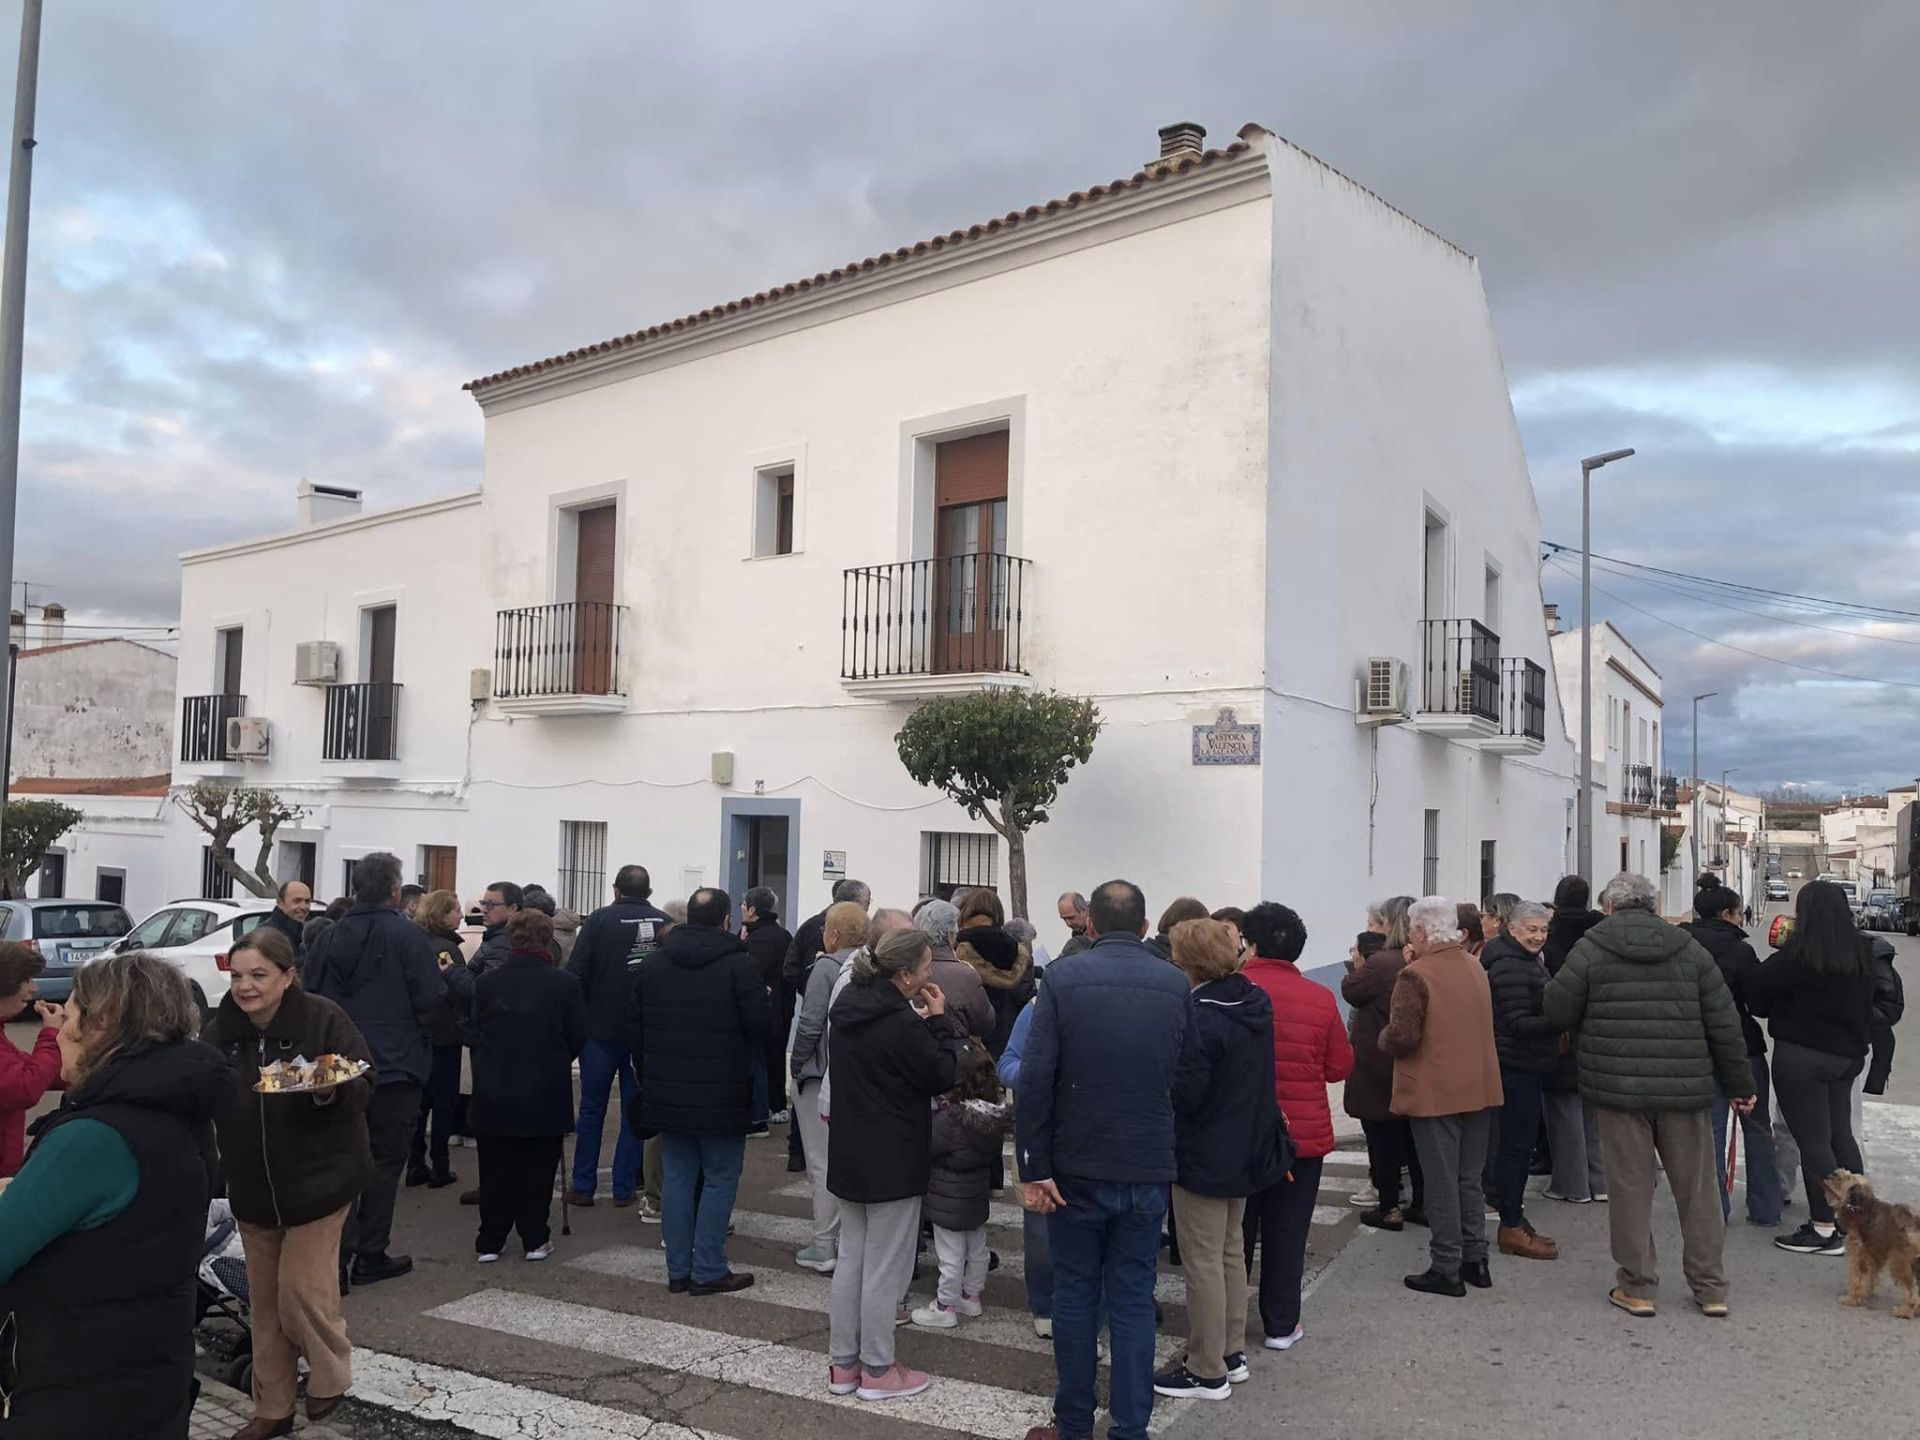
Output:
(2, 898), (135, 1011)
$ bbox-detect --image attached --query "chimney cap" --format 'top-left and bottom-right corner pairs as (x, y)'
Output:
(1157, 121), (1207, 159)
(39, 602), (64, 618)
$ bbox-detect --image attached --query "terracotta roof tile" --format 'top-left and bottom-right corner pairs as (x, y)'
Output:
(465, 138), (1258, 394)
(11, 774), (171, 798)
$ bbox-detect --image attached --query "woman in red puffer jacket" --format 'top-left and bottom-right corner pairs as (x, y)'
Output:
(1238, 903), (1353, 1350)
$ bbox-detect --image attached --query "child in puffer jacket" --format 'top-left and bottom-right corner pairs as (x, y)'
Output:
(912, 1043), (1012, 1328)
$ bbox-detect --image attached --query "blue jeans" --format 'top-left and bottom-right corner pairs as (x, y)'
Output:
(1713, 1051), (1784, 1225)
(571, 1040), (641, 1201)
(1048, 1180), (1164, 1440)
(660, 1132), (746, 1284)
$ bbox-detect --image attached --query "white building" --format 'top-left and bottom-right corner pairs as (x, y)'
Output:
(1548, 617), (1676, 898)
(1678, 779), (1766, 912)
(160, 121), (1577, 953)
(5, 630), (176, 914)
(1822, 796), (1906, 888)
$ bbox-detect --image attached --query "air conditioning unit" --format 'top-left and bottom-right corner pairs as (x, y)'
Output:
(226, 715), (271, 760)
(294, 641), (340, 686)
(1356, 658), (1409, 726)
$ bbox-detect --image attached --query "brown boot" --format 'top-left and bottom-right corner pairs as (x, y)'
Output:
(1497, 1222), (1559, 1260)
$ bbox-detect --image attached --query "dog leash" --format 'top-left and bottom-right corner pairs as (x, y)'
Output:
(1725, 1109), (1738, 1202)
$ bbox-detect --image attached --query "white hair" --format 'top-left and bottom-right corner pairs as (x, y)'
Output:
(1366, 899), (1387, 928)
(1600, 871), (1658, 914)
(916, 898), (960, 945)
(1408, 896), (1464, 946)
(1510, 900), (1550, 927)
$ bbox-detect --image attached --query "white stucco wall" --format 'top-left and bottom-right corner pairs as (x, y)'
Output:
(12, 640), (177, 779)
(35, 794), (170, 919)
(1551, 623), (1668, 888)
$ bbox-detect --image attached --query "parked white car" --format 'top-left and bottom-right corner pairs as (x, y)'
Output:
(111, 898), (276, 1018)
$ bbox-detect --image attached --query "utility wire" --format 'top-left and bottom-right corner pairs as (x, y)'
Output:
(1580, 557), (1920, 649)
(1543, 557), (1920, 690)
(1541, 542), (1920, 623)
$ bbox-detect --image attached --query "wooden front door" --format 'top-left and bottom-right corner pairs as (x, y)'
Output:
(573, 504), (617, 694)
(365, 605), (398, 759)
(932, 432), (1009, 674)
(423, 845), (458, 894)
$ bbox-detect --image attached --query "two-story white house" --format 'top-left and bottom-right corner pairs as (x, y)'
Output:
(164, 121), (1577, 951)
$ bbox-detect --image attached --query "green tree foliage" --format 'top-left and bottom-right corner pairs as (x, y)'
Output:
(0, 799), (82, 899)
(1660, 825), (1682, 875)
(895, 689), (1101, 918)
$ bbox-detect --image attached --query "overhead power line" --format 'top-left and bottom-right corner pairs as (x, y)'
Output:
(1580, 557), (1920, 649)
(1541, 541), (1920, 623)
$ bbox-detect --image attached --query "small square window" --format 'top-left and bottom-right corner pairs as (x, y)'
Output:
(753, 464), (797, 558)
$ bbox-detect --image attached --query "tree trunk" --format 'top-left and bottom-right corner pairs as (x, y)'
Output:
(1007, 826), (1029, 921)
(216, 853), (275, 900)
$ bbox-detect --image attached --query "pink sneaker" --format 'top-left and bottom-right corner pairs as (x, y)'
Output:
(828, 1363), (860, 1396)
(856, 1363), (931, 1401)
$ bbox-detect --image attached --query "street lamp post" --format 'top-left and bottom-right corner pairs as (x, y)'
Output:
(1690, 691), (1716, 883)
(1578, 447), (1636, 881)
(1720, 767), (1738, 892)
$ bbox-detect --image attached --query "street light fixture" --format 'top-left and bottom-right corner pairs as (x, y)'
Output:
(1578, 448), (1636, 881)
(1691, 691), (1717, 881)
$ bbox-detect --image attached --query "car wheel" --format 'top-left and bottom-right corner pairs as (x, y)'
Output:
(220, 1352), (253, 1393)
(190, 984), (210, 1027)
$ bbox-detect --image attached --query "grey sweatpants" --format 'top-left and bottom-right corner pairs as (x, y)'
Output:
(1543, 1090), (1608, 1200)
(794, 1079), (839, 1251)
(829, 1196), (921, 1373)
(1410, 1110), (1493, 1279)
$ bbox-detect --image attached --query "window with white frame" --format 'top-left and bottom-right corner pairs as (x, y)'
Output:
(752, 463), (798, 558)
(559, 821), (609, 915)
(921, 831), (998, 903)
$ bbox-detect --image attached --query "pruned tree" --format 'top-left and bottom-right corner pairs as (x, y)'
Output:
(0, 799), (83, 899)
(175, 781), (307, 899)
(895, 688), (1101, 919)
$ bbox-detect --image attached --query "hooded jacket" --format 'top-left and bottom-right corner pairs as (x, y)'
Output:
(1543, 908), (1752, 1110)
(1171, 973), (1294, 1195)
(1341, 946), (1407, 1122)
(924, 1094), (1014, 1231)
(259, 905), (307, 956)
(566, 897), (670, 1046)
(471, 951), (588, 1136)
(0, 1040), (230, 1439)
(202, 985), (375, 1227)
(1867, 936), (1904, 1094)
(550, 907), (583, 965)
(1746, 932), (1878, 1061)
(1680, 916), (1766, 1056)
(824, 977), (966, 1204)
(1481, 934), (1562, 1075)
(300, 903), (446, 1088)
(628, 923), (766, 1135)
(1241, 955), (1354, 1158)
(955, 923), (1033, 1057)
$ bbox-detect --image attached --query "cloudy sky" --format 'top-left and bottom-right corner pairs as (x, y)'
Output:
(9, 1), (1916, 791)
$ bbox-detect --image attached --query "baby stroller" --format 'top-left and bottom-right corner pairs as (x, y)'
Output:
(196, 1199), (256, 1392)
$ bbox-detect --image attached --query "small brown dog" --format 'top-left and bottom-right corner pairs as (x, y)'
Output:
(1822, 1170), (1920, 1319)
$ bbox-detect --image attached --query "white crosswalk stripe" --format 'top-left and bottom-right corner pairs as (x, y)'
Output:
(568, 1244), (1186, 1364)
(427, 1288), (1200, 1438)
(773, 1179), (1029, 1230)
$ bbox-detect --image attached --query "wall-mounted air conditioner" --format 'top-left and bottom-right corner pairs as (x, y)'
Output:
(1355, 658), (1409, 726)
(294, 641), (340, 686)
(226, 715), (271, 760)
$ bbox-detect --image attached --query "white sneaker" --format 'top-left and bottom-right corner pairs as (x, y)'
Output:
(477, 1252), (501, 1264)
(1263, 1326), (1305, 1351)
(955, 1293), (984, 1317)
(1033, 1316), (1053, 1339)
(526, 1243), (553, 1262)
(1348, 1183), (1379, 1208)
(911, 1301), (959, 1329)
(794, 1245), (838, 1273)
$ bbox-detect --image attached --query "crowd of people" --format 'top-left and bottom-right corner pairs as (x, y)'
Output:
(0, 848), (1903, 1440)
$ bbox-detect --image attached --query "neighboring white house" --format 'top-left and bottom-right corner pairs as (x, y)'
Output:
(161, 120), (1578, 951)
(1549, 617), (1675, 897)
(1822, 795), (1907, 888)
(5, 629), (176, 915)
(1677, 779), (1766, 912)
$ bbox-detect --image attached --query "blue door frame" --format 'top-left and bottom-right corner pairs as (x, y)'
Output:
(720, 797), (801, 925)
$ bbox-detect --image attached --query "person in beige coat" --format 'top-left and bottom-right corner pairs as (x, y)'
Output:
(1379, 896), (1504, 1299)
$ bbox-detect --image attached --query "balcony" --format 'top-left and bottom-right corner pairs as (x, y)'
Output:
(1410, 619), (1500, 739)
(1483, 657), (1547, 755)
(1617, 761), (1656, 811)
(841, 553), (1032, 700)
(1659, 773), (1680, 812)
(179, 693), (245, 769)
(323, 682), (401, 775)
(492, 601), (629, 715)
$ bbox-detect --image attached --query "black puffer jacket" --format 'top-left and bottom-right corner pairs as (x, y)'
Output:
(923, 1096), (1012, 1232)
(1868, 937), (1904, 1094)
(825, 979), (966, 1204)
(629, 923), (767, 1135)
(956, 924), (1033, 1058)
(1171, 973), (1292, 1197)
(1681, 917), (1765, 1056)
(1542, 908), (1602, 1092)
(421, 926), (469, 1048)
(1481, 935), (1561, 1075)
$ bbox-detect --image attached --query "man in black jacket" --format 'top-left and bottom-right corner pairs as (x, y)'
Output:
(260, 879), (311, 955)
(630, 887), (767, 1295)
(780, 877), (869, 1168)
(1683, 883), (1783, 1226)
(303, 851), (447, 1286)
(742, 886), (794, 1133)
(565, 864), (670, 1211)
(471, 880), (522, 976)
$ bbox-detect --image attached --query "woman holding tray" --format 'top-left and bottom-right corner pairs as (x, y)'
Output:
(203, 926), (374, 1438)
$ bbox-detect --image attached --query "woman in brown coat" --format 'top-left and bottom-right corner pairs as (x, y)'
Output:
(1342, 895), (1422, 1230)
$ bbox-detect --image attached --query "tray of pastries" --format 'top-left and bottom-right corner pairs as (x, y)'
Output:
(255, 1053), (372, 1094)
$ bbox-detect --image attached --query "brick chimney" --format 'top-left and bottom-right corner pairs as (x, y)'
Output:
(1543, 602), (1560, 636)
(7, 609), (21, 649)
(38, 602), (64, 647)
(1147, 122), (1206, 177)
(297, 479), (364, 528)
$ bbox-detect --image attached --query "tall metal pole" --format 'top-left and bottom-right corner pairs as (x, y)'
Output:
(0, 0), (43, 848)
(1576, 448), (1634, 881)
(1690, 690), (1716, 883)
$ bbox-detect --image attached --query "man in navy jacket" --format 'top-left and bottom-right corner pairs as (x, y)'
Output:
(564, 864), (671, 1209)
(1017, 879), (1196, 1440)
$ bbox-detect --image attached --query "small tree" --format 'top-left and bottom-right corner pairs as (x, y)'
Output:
(1660, 826), (1682, 875)
(176, 781), (307, 899)
(0, 799), (83, 899)
(894, 688), (1101, 919)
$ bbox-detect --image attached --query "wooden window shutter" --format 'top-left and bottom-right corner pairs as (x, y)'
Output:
(934, 432), (1009, 509)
